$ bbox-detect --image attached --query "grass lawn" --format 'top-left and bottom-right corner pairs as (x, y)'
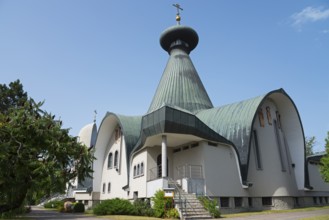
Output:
(222, 206), (329, 218)
(300, 215), (329, 220)
(97, 216), (167, 220)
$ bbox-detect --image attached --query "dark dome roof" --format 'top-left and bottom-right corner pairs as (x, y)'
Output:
(160, 25), (199, 54)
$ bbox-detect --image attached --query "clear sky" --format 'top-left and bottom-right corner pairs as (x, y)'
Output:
(1, 0), (328, 152)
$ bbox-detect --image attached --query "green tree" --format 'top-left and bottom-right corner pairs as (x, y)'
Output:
(305, 136), (316, 156)
(0, 80), (93, 214)
(320, 131), (329, 182)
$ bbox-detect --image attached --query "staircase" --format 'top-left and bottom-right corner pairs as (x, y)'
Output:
(168, 179), (213, 219)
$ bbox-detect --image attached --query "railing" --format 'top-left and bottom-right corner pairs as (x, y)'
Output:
(167, 178), (190, 220)
(147, 165), (161, 181)
(176, 164), (203, 179)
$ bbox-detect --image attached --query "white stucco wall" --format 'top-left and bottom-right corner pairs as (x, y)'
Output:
(201, 142), (248, 197)
(93, 114), (128, 200)
(93, 115), (117, 193)
(75, 192), (92, 200)
(172, 141), (246, 197)
(100, 132), (128, 199)
(269, 93), (305, 190)
(247, 99), (299, 197)
(308, 163), (329, 191)
(78, 123), (97, 148)
(129, 150), (148, 199)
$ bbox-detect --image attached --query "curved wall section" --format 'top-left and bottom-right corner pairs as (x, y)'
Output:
(93, 114), (119, 192)
(78, 123), (97, 148)
(267, 92), (305, 190)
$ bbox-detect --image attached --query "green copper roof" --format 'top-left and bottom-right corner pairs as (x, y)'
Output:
(115, 114), (142, 157)
(147, 25), (213, 114)
(197, 89), (288, 181)
(197, 95), (265, 166)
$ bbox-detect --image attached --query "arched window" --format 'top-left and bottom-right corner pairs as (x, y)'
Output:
(108, 153), (113, 169)
(141, 162), (144, 175)
(133, 166), (137, 177)
(137, 164), (140, 176)
(108, 182), (111, 193)
(114, 151), (119, 168)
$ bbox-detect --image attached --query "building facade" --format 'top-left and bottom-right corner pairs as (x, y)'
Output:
(72, 22), (329, 213)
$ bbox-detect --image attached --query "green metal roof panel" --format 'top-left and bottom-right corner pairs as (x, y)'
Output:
(103, 112), (142, 161)
(147, 48), (213, 114)
(115, 114), (142, 157)
(197, 94), (266, 179)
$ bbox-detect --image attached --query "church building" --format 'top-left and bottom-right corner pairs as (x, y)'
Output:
(72, 10), (329, 215)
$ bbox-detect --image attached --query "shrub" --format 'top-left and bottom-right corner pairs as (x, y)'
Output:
(165, 208), (180, 219)
(133, 199), (154, 217)
(44, 200), (64, 209)
(73, 202), (85, 213)
(198, 196), (221, 218)
(152, 190), (174, 218)
(93, 198), (136, 215)
(0, 205), (28, 219)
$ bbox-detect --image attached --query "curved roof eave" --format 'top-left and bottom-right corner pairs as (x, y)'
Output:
(197, 88), (306, 183)
(96, 112), (142, 187)
(99, 112), (142, 157)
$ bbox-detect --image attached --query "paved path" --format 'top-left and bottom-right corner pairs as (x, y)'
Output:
(24, 206), (101, 220)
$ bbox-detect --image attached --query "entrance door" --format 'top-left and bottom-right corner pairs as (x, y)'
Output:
(157, 154), (168, 178)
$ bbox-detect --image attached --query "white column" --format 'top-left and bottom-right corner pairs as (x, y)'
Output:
(161, 135), (167, 178)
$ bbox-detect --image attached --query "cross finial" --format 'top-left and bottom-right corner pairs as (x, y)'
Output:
(173, 3), (183, 25)
(93, 110), (97, 123)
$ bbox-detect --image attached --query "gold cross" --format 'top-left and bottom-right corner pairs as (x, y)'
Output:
(172, 3), (183, 25)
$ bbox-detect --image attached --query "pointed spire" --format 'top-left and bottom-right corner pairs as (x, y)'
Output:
(147, 21), (213, 114)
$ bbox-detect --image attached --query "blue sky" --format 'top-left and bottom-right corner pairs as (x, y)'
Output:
(1, 0), (328, 152)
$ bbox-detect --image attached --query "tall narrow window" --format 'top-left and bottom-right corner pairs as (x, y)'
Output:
(276, 111), (281, 129)
(133, 166), (137, 177)
(137, 164), (140, 176)
(114, 150), (119, 168)
(102, 183), (105, 194)
(108, 153), (113, 169)
(266, 106), (272, 125)
(157, 154), (162, 178)
(115, 127), (121, 141)
(274, 120), (286, 172)
(108, 182), (111, 193)
(253, 130), (262, 170)
(141, 162), (144, 175)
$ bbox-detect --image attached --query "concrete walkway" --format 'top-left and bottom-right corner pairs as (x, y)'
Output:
(25, 206), (329, 220)
(24, 206), (101, 220)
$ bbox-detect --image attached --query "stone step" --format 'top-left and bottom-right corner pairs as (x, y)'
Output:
(171, 187), (213, 220)
(185, 217), (213, 220)
(182, 211), (211, 216)
(183, 213), (213, 219)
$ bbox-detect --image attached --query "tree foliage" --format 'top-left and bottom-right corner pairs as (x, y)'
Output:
(320, 131), (329, 182)
(0, 80), (93, 214)
(305, 136), (316, 157)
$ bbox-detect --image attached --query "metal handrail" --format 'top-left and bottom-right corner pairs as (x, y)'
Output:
(169, 171), (207, 219)
(147, 165), (162, 181)
(176, 164), (203, 179)
(168, 178), (190, 219)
